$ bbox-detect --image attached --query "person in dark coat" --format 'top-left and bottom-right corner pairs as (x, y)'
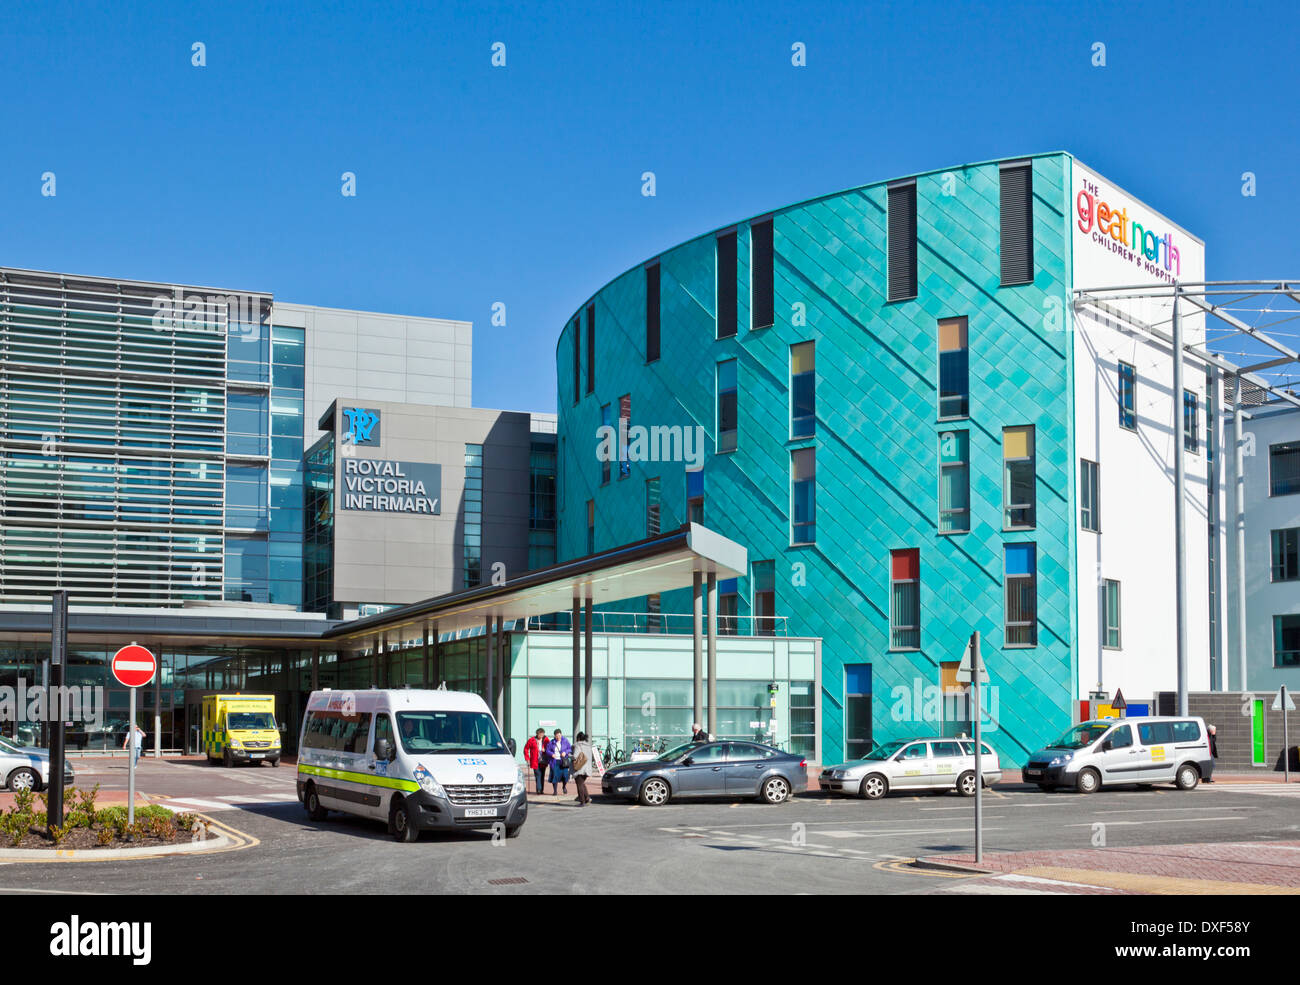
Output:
(1205, 724), (1217, 783)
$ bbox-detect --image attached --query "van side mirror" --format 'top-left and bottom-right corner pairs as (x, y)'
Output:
(507, 738), (517, 756)
(1100, 739), (1113, 752)
(375, 739), (392, 761)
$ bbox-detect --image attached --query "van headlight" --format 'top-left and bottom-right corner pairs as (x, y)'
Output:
(1048, 753), (1072, 767)
(416, 771), (445, 798)
(511, 778), (525, 797)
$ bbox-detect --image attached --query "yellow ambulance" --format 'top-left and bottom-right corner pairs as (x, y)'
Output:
(202, 694), (282, 767)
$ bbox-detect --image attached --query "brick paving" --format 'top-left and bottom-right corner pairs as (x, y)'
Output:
(927, 841), (1300, 894)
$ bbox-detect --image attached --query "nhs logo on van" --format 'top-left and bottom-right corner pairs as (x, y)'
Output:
(343, 407), (381, 446)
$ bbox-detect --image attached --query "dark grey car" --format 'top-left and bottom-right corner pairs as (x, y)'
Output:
(600, 740), (806, 806)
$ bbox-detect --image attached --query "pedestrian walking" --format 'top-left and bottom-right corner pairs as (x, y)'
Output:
(1205, 724), (1218, 783)
(691, 722), (708, 742)
(123, 722), (145, 765)
(547, 729), (572, 795)
(523, 727), (547, 794)
(572, 731), (595, 806)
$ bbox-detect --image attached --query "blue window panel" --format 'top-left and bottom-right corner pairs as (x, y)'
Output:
(272, 362), (304, 389)
(845, 664), (872, 695)
(687, 469), (704, 499)
(272, 435), (303, 462)
(719, 577), (738, 594)
(1004, 543), (1036, 576)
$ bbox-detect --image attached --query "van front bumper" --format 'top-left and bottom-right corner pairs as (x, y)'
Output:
(1022, 763), (1070, 785)
(410, 790), (528, 831)
(228, 748), (280, 762)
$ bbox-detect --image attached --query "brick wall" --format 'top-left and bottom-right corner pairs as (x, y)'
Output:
(1158, 691), (1300, 771)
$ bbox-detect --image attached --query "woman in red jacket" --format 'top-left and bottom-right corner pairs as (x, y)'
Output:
(523, 727), (547, 795)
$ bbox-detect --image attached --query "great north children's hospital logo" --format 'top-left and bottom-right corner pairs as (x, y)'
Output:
(343, 407), (381, 446)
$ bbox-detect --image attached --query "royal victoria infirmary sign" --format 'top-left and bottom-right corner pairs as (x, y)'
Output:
(341, 458), (441, 515)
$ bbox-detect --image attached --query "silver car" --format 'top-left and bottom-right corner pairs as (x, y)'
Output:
(819, 738), (1001, 799)
(0, 737), (75, 791)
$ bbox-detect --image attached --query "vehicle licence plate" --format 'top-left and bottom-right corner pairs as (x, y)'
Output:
(463, 808), (497, 818)
(1025, 769), (1041, 777)
(250, 754), (264, 759)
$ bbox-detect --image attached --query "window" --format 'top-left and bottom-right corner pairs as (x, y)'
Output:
(1118, 362), (1136, 430)
(932, 741), (962, 758)
(1270, 442), (1300, 496)
(750, 217), (774, 330)
(887, 181), (917, 302)
(645, 261), (660, 363)
(999, 161), (1034, 286)
(1183, 390), (1199, 453)
(716, 230), (737, 339)
(572, 316), (581, 405)
(1003, 426), (1036, 529)
(645, 477), (661, 537)
(1103, 579), (1121, 648)
(1080, 459), (1100, 532)
(899, 743), (929, 761)
(938, 431), (969, 534)
(585, 304), (596, 394)
(791, 448), (816, 545)
(1107, 724), (1133, 749)
(717, 360), (737, 453)
(687, 469), (704, 525)
(718, 578), (738, 635)
(585, 499), (595, 556)
(600, 404), (611, 485)
(789, 681), (816, 757)
(647, 593), (662, 633)
(890, 549), (920, 649)
(937, 316), (969, 418)
(845, 664), (872, 758)
(791, 341), (815, 438)
(1272, 528), (1300, 582)
(1274, 616), (1300, 668)
(464, 444), (483, 588)
(1004, 543), (1037, 647)
(752, 560), (775, 636)
(618, 394), (631, 478)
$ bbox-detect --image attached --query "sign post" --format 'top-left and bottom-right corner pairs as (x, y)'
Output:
(1273, 685), (1296, 783)
(111, 644), (157, 833)
(956, 631), (989, 863)
(47, 591), (68, 830)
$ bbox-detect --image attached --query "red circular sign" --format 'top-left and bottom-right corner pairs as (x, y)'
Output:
(111, 645), (157, 688)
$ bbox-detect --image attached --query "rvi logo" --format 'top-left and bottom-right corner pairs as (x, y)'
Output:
(343, 407), (381, 446)
(49, 915), (151, 965)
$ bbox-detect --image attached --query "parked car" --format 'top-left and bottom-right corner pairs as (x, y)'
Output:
(0, 737), (75, 792)
(601, 740), (806, 806)
(1024, 716), (1212, 793)
(819, 738), (1002, 799)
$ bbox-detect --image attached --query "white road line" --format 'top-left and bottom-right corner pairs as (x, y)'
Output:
(1065, 816), (1248, 827)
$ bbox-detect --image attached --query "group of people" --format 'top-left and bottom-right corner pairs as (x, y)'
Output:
(522, 728), (597, 806)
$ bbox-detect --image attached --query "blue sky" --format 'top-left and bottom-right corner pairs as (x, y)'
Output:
(3, 0), (1297, 412)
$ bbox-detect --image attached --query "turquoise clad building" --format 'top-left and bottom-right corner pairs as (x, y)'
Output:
(555, 153), (1081, 766)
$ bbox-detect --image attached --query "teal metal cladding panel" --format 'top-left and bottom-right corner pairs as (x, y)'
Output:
(556, 154), (1076, 765)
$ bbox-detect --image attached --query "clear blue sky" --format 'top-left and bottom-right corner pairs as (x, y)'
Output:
(3, 0), (1297, 412)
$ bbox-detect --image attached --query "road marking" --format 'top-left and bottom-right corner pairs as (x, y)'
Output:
(1064, 816), (1248, 827)
(1092, 806), (1259, 815)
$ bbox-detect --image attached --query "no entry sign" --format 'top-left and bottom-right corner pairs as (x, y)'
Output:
(111, 645), (157, 688)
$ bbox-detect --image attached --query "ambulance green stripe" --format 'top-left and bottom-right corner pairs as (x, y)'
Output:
(297, 764), (419, 792)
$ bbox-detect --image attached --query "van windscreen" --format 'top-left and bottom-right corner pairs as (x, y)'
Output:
(396, 711), (507, 755)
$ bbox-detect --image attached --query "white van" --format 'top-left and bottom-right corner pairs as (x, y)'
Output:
(1025, 716), (1213, 793)
(296, 689), (527, 842)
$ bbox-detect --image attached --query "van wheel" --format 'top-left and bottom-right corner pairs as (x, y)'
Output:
(270, 758), (280, 767)
(1075, 768), (1101, 794)
(957, 771), (978, 797)
(304, 783), (328, 821)
(223, 748), (232, 768)
(390, 796), (419, 842)
(506, 825), (522, 839)
(1175, 764), (1200, 791)
(859, 774), (888, 800)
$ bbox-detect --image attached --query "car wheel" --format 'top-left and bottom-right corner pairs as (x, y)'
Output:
(1175, 764), (1200, 791)
(638, 777), (670, 807)
(1075, 768), (1101, 794)
(7, 768), (37, 792)
(859, 773), (888, 800)
(957, 770), (978, 797)
(390, 796), (419, 842)
(304, 783), (328, 821)
(761, 776), (791, 804)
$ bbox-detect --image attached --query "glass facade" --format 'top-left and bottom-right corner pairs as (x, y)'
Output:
(528, 436), (557, 570)
(303, 432), (335, 613)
